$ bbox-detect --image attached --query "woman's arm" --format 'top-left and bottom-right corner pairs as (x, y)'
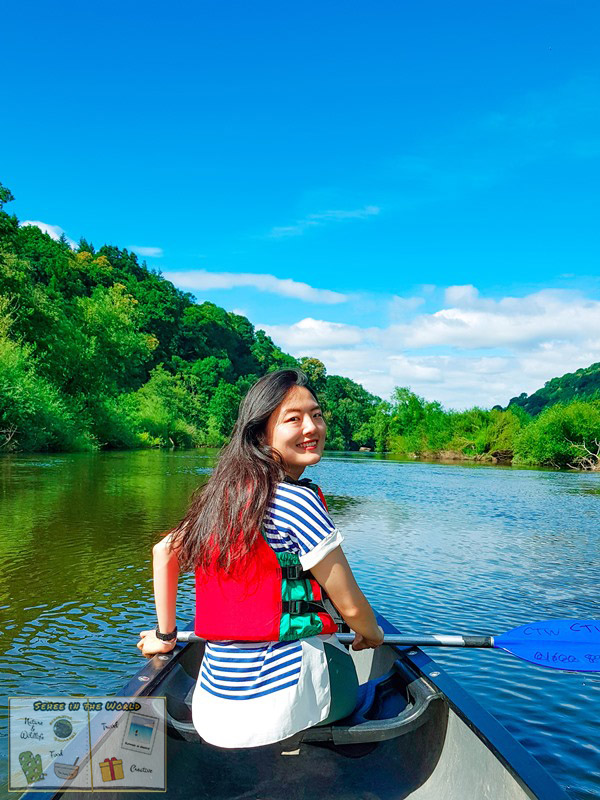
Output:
(136, 534), (180, 657)
(310, 546), (384, 650)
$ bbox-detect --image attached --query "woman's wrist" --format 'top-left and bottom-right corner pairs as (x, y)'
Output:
(365, 621), (384, 642)
(155, 624), (178, 642)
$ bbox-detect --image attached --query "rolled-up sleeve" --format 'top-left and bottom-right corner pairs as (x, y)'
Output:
(299, 528), (344, 570)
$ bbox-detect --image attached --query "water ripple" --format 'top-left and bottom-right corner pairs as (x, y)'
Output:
(1, 452), (599, 799)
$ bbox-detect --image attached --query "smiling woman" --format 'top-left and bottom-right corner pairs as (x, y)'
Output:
(137, 368), (384, 747)
(265, 388), (326, 478)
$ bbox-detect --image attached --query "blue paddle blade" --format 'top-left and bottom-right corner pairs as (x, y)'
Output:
(494, 619), (600, 672)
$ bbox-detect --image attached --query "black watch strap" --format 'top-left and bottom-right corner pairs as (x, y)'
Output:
(155, 625), (178, 642)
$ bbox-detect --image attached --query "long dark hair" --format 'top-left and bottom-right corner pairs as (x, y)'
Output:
(171, 369), (320, 572)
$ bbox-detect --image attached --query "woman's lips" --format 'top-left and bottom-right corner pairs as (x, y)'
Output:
(297, 440), (318, 450)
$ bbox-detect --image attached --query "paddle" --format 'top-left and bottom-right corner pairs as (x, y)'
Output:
(177, 619), (600, 673)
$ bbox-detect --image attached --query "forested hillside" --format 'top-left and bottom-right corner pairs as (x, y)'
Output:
(507, 363), (600, 416)
(1, 181), (599, 469)
(0, 183), (379, 453)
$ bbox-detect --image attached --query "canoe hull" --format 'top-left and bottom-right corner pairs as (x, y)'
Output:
(27, 614), (570, 800)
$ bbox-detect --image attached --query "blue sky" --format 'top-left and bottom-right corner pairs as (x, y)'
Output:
(4, 1), (600, 407)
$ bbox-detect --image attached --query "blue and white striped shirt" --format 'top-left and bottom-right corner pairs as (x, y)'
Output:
(197, 481), (341, 703)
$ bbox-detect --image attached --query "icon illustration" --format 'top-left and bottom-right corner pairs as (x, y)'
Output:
(53, 718), (73, 740)
(99, 756), (124, 782)
(53, 756), (79, 780)
(19, 751), (45, 783)
(121, 712), (159, 755)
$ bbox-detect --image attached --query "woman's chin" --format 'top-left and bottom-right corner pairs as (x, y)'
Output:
(289, 451), (322, 469)
(302, 451), (322, 465)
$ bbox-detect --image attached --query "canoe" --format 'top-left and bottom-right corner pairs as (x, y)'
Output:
(27, 614), (570, 800)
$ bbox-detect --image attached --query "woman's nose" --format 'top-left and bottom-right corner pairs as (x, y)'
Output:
(303, 415), (318, 434)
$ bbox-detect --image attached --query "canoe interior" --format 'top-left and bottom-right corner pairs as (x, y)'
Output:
(47, 639), (550, 800)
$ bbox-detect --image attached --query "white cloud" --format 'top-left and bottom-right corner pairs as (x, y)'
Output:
(129, 245), (163, 258)
(259, 318), (366, 349)
(268, 205), (380, 238)
(256, 287), (600, 409)
(389, 294), (425, 320)
(20, 220), (77, 249)
(164, 270), (348, 304)
(443, 284), (480, 306)
(395, 289), (600, 350)
(388, 354), (441, 383)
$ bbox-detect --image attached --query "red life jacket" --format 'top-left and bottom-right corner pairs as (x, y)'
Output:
(194, 481), (338, 642)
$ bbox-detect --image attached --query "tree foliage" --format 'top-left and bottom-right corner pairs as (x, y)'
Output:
(2, 181), (598, 467)
(507, 362), (600, 416)
(0, 183), (375, 453)
(513, 400), (600, 467)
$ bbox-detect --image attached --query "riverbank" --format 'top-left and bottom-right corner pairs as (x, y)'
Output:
(398, 449), (514, 465)
(2, 443), (597, 471)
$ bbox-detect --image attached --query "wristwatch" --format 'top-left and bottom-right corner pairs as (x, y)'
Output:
(155, 625), (178, 642)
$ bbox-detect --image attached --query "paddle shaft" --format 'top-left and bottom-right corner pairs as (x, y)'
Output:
(174, 619), (600, 671)
(339, 633), (494, 647)
(177, 631), (494, 647)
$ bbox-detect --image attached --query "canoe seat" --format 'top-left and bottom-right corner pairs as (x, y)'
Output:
(339, 667), (409, 726)
(295, 657), (440, 752)
(164, 655), (440, 762)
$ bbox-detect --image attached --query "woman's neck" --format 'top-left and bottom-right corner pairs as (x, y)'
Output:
(285, 467), (305, 482)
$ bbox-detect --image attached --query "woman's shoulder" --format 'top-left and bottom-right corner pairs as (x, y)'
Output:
(273, 481), (325, 508)
(271, 482), (332, 529)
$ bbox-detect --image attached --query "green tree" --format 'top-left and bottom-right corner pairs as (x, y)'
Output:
(300, 357), (327, 393)
(0, 299), (91, 452)
(323, 375), (379, 450)
(514, 400), (600, 467)
(208, 380), (242, 438)
(132, 366), (200, 448)
(0, 183), (15, 209)
(252, 329), (298, 373)
(70, 283), (158, 397)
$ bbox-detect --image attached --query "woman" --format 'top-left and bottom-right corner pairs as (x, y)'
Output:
(137, 369), (384, 748)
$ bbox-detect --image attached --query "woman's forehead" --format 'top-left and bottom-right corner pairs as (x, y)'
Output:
(278, 386), (319, 414)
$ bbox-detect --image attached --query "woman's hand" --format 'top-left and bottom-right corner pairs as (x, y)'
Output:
(136, 629), (177, 658)
(351, 625), (385, 651)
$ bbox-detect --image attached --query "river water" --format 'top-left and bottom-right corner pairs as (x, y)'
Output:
(1, 450), (599, 798)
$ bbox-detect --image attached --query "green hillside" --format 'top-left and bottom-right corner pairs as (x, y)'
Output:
(2, 180), (599, 469)
(0, 182), (379, 453)
(507, 363), (600, 416)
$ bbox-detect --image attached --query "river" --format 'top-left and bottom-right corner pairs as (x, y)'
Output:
(1, 450), (599, 798)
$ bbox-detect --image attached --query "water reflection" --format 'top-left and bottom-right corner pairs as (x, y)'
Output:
(1, 450), (599, 799)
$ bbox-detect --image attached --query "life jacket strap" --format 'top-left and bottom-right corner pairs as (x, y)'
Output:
(281, 563), (304, 580)
(283, 599), (325, 615)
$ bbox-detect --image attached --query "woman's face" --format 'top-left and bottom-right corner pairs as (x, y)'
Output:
(264, 386), (326, 479)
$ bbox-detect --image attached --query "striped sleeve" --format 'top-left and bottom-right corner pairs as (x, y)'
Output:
(268, 483), (344, 570)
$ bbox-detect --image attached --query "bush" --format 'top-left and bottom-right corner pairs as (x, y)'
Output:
(514, 400), (600, 467)
(133, 366), (201, 448)
(0, 324), (93, 452)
